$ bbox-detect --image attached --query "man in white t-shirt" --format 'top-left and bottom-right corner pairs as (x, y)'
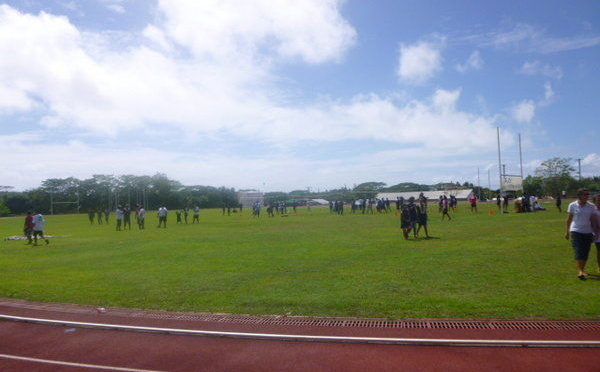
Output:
(158, 206), (168, 228)
(566, 188), (595, 280)
(138, 207), (146, 229)
(33, 212), (50, 245)
(193, 205), (200, 223)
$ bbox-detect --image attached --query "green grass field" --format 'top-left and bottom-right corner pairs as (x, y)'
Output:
(1, 203), (598, 319)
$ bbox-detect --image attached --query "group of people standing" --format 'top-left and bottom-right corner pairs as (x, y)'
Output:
(400, 193), (430, 239)
(114, 204), (147, 230)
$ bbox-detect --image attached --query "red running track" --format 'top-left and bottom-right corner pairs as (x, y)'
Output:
(0, 299), (598, 372)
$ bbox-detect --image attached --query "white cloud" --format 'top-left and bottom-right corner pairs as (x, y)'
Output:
(488, 23), (600, 54)
(518, 61), (563, 80)
(581, 153), (600, 176)
(98, 0), (126, 14)
(155, 0), (356, 64)
(397, 41), (443, 84)
(456, 50), (483, 73)
(537, 82), (555, 107)
(510, 100), (536, 124)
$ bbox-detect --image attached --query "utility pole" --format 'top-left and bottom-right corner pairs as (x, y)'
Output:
(497, 127), (503, 195)
(577, 158), (582, 180)
(518, 133), (523, 179)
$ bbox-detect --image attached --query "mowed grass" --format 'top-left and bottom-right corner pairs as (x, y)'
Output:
(1, 203), (598, 319)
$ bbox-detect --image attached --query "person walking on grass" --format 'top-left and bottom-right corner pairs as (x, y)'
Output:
(592, 195), (600, 274)
(441, 195), (452, 220)
(565, 188), (595, 280)
(400, 204), (412, 240)
(32, 211), (50, 245)
(416, 202), (430, 238)
(24, 211), (34, 245)
(556, 193), (563, 213)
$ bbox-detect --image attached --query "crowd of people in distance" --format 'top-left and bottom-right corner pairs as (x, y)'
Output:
(86, 204), (202, 231)
(514, 194), (546, 213)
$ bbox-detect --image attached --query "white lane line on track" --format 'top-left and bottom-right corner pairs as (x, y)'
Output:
(0, 353), (173, 372)
(1, 314), (599, 348)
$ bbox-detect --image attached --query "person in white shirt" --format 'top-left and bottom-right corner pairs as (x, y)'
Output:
(33, 212), (50, 245)
(115, 205), (124, 231)
(138, 207), (146, 229)
(592, 195), (600, 273)
(158, 206), (168, 228)
(565, 188), (595, 280)
(193, 206), (200, 223)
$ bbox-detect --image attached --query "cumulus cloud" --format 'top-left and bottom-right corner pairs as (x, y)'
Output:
(397, 40), (443, 84)
(155, 0), (356, 64)
(581, 153), (600, 176)
(456, 50), (483, 73)
(510, 100), (536, 124)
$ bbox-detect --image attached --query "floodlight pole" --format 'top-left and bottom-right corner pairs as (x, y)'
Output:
(497, 127), (502, 194)
(518, 133), (523, 179)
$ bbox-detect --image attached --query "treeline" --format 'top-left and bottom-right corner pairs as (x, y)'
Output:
(0, 157), (597, 216)
(0, 173), (238, 215)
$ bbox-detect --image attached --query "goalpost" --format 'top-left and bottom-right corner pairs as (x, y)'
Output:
(50, 192), (80, 215)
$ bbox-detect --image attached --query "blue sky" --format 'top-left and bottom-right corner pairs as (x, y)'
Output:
(1, 0), (598, 192)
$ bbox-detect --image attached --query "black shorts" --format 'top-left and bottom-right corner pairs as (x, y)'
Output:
(571, 232), (593, 260)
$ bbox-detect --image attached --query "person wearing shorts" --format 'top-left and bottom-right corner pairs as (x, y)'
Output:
(566, 188), (594, 280)
(32, 212), (50, 246)
(193, 206), (200, 223)
(24, 211), (34, 245)
(592, 195), (600, 273)
(416, 203), (430, 238)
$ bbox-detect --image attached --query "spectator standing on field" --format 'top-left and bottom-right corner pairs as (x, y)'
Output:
(469, 194), (478, 213)
(565, 188), (595, 280)
(138, 207), (146, 229)
(123, 205), (132, 230)
(115, 205), (124, 231)
(193, 206), (200, 223)
(503, 194), (509, 212)
(32, 212), (50, 245)
(158, 206), (168, 228)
